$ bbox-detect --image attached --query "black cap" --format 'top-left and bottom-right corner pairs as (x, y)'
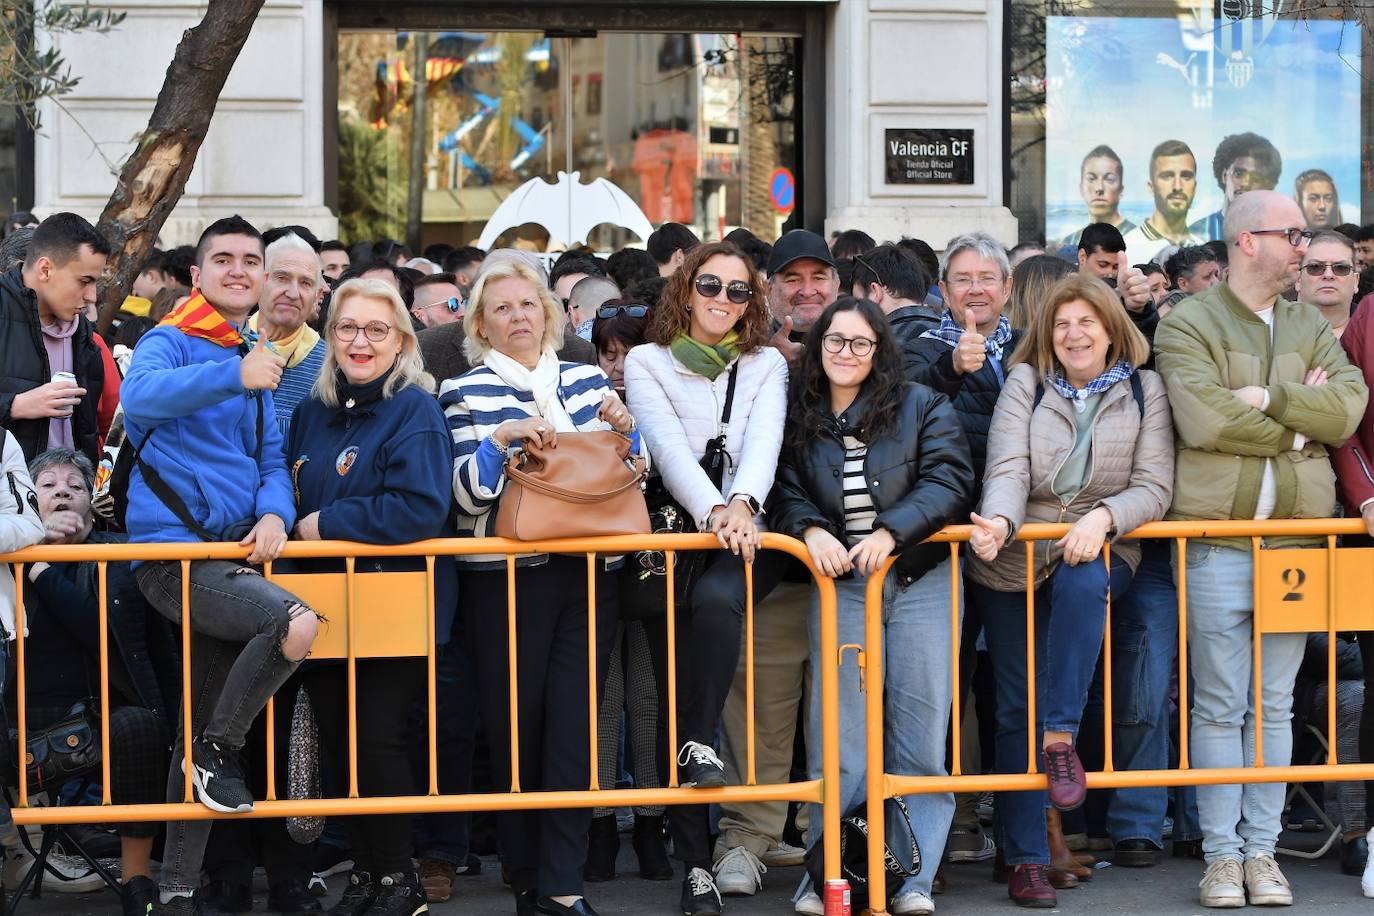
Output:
(766, 229), (834, 277)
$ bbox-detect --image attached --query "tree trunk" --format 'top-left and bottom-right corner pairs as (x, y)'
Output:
(94, 0), (266, 337)
(405, 32), (428, 254)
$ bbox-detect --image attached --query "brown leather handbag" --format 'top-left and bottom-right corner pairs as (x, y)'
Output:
(494, 430), (651, 540)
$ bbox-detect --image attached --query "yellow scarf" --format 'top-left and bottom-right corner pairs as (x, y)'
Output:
(248, 314), (321, 369)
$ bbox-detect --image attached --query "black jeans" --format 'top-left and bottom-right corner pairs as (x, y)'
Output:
(460, 556), (617, 898)
(298, 658), (425, 878)
(643, 550), (784, 869)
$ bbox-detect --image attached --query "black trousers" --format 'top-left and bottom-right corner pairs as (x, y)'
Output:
(643, 550), (783, 869)
(300, 658), (425, 877)
(461, 556), (617, 898)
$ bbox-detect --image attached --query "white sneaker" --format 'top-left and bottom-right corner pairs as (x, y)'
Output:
(1243, 854), (1292, 906)
(892, 889), (936, 914)
(1363, 828), (1374, 898)
(713, 845), (766, 896)
(761, 841), (805, 867)
(2, 843), (105, 893)
(1198, 858), (1246, 908)
(795, 889), (824, 915)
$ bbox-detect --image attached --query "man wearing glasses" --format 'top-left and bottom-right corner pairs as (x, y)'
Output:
(1296, 231), (1359, 339)
(411, 272), (466, 328)
(1156, 190), (1368, 909)
(1188, 133), (1283, 243)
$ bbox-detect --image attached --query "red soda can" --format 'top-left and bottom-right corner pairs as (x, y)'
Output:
(824, 878), (851, 916)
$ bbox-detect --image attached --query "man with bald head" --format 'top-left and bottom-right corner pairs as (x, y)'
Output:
(1156, 190), (1368, 909)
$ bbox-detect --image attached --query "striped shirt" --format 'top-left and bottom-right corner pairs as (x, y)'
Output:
(272, 338), (326, 438)
(842, 434), (876, 544)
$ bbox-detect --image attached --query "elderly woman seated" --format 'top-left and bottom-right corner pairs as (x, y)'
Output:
(17, 447), (178, 916)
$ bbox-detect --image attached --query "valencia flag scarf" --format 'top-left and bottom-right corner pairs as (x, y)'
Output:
(157, 290), (248, 348)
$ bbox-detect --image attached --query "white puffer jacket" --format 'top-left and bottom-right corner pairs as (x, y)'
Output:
(624, 343), (788, 529)
(0, 429), (44, 639)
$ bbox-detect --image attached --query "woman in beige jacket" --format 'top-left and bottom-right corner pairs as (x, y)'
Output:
(964, 273), (1174, 906)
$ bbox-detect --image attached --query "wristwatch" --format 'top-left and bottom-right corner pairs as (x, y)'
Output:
(734, 494), (763, 516)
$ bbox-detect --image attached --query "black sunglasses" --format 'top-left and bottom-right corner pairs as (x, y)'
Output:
(598, 304), (651, 319)
(694, 274), (753, 304)
(1301, 261), (1355, 277)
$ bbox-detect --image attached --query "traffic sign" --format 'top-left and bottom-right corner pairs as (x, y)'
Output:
(770, 167), (795, 213)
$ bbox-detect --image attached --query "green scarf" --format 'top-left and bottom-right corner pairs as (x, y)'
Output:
(670, 331), (741, 381)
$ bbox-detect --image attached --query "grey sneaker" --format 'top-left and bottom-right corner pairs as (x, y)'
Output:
(760, 841), (805, 867)
(945, 824), (996, 862)
(1198, 858), (1246, 908)
(1243, 854), (1292, 906)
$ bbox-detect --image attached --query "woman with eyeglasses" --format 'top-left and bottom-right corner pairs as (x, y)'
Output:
(769, 297), (974, 915)
(441, 257), (638, 916)
(284, 278), (457, 916)
(582, 300), (674, 882)
(623, 240), (788, 916)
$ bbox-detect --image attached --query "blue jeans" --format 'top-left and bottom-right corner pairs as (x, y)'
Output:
(971, 556), (1133, 865)
(805, 561), (958, 896)
(1177, 543), (1305, 863)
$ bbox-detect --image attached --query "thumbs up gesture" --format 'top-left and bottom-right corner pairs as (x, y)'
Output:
(1116, 251), (1152, 313)
(952, 310), (987, 376)
(240, 333), (286, 391)
(968, 511), (1009, 562)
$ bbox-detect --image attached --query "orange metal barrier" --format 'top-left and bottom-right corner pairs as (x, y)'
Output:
(0, 534), (845, 885)
(857, 517), (1373, 916)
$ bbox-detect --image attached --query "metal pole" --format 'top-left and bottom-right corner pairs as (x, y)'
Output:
(405, 31), (428, 253)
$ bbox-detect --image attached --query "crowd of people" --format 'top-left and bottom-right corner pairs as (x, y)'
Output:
(0, 188), (1370, 916)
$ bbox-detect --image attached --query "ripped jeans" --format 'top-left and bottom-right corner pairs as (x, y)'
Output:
(135, 559), (312, 894)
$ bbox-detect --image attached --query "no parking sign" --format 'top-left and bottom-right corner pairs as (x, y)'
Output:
(769, 167), (795, 213)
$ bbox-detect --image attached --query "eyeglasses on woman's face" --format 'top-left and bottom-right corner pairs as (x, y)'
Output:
(693, 274), (752, 304)
(820, 333), (876, 358)
(333, 320), (393, 342)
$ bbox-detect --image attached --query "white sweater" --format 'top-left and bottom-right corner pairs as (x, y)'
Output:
(0, 430), (44, 639)
(624, 343), (788, 528)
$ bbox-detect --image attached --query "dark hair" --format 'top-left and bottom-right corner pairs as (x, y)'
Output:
(1202, 239), (1229, 267)
(605, 247), (658, 291)
(423, 243), (455, 263)
(371, 238), (410, 263)
(723, 228), (756, 246)
(29, 212), (112, 266)
(784, 297), (906, 452)
(591, 297), (653, 355)
(1163, 244), (1218, 287)
(413, 271), (460, 290)
(1148, 139), (1195, 179)
(1138, 262), (1165, 279)
(650, 242), (770, 352)
(4, 211), (37, 238)
(1211, 132), (1281, 190)
(149, 286), (191, 322)
(348, 241), (374, 265)
(1355, 224), (1374, 244)
(139, 249), (166, 275)
(646, 222), (701, 266)
(548, 254), (605, 291)
(1078, 221), (1126, 255)
(625, 275), (669, 309)
(1334, 223), (1361, 242)
(262, 225), (321, 252)
(830, 229), (877, 260)
(320, 239), (347, 254)
(163, 246), (195, 287)
(0, 227), (32, 271)
(851, 243), (928, 302)
(115, 315), (155, 350)
(738, 236), (772, 274)
(195, 215), (262, 267)
(342, 260), (415, 308)
(896, 238), (939, 286)
(442, 245), (486, 275)
(1080, 144), (1122, 175)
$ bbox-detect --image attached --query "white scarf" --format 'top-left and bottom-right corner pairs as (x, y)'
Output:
(482, 346), (578, 432)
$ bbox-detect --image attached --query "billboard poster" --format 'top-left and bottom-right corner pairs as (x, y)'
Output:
(1045, 14), (1361, 264)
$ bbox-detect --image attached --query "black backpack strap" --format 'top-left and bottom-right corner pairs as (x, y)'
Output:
(719, 362), (740, 426)
(1129, 371), (1145, 419)
(1033, 380), (1045, 410)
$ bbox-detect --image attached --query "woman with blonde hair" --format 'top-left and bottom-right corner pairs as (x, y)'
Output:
(964, 273), (1174, 906)
(285, 278), (456, 916)
(441, 257), (639, 916)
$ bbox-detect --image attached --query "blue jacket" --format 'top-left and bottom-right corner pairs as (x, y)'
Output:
(287, 375), (458, 644)
(121, 326), (296, 546)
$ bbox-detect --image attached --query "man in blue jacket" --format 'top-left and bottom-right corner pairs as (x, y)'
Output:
(120, 216), (319, 916)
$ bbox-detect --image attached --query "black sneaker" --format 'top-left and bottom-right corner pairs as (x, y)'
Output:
(680, 867), (722, 916)
(369, 872), (429, 916)
(454, 852), (482, 877)
(154, 893), (200, 916)
(326, 870), (375, 916)
(200, 880), (252, 916)
(122, 875), (158, 916)
(183, 738), (254, 814)
(677, 742), (726, 789)
(268, 877), (323, 913)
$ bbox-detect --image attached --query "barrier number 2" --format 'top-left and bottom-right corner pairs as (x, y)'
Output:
(1281, 568), (1306, 602)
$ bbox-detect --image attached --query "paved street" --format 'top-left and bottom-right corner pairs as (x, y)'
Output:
(25, 831), (1374, 915)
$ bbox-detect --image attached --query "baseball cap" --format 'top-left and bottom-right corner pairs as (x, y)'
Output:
(766, 230), (835, 277)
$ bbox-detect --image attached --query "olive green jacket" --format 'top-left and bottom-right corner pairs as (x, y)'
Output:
(1153, 283), (1368, 548)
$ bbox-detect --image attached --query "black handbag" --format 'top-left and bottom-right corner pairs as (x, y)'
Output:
(618, 365), (739, 621)
(803, 797), (922, 912)
(1, 699), (102, 796)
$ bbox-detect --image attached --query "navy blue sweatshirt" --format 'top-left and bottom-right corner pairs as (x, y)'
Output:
(287, 370), (458, 644)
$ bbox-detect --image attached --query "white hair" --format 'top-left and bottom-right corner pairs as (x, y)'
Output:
(265, 232), (322, 281)
(939, 231), (1012, 282)
(312, 278), (434, 407)
(405, 257), (441, 275)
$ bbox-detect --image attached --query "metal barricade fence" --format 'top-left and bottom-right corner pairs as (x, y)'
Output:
(857, 517), (1374, 916)
(0, 533), (846, 885)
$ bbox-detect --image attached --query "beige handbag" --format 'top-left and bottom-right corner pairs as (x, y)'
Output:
(493, 430), (650, 540)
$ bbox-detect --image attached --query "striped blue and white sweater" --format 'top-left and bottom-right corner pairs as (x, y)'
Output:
(271, 338), (327, 438)
(439, 360), (629, 569)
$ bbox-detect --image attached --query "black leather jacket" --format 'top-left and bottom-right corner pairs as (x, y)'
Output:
(769, 382), (975, 586)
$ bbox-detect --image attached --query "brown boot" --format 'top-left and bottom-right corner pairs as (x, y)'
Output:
(1046, 808), (1093, 881)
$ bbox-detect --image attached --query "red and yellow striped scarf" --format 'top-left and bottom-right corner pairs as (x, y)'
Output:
(157, 290), (245, 348)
